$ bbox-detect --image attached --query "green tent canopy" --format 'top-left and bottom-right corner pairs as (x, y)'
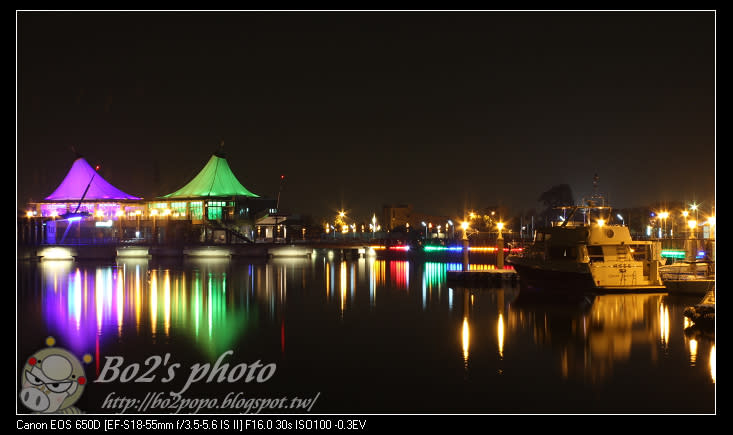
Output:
(162, 153), (260, 199)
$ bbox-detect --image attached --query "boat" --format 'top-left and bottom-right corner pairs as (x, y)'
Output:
(683, 290), (715, 329)
(507, 205), (665, 292)
(660, 260), (715, 295)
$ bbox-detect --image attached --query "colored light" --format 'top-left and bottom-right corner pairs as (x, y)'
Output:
(388, 246), (410, 251)
(45, 157), (141, 201)
(688, 220), (697, 229)
(661, 250), (686, 259)
(162, 154), (259, 198)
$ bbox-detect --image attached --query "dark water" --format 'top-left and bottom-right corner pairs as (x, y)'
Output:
(17, 255), (715, 414)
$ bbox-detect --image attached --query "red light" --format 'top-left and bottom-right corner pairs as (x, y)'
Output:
(29, 357), (37, 366)
(78, 376), (86, 385)
(95, 165), (100, 171)
(281, 175), (285, 179)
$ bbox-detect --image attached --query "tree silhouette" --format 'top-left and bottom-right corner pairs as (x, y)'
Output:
(538, 184), (574, 225)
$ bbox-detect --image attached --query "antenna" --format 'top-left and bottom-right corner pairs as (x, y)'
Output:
(276, 175), (285, 210)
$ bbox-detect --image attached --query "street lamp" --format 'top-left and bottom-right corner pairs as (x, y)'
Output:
(658, 211), (669, 238)
(447, 220), (454, 240)
(372, 215), (377, 239)
(461, 221), (469, 240)
(690, 203), (699, 222)
(421, 221), (427, 239)
(496, 222), (504, 239)
(617, 214), (624, 226)
(688, 219), (697, 239)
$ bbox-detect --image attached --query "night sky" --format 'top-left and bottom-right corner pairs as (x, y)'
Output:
(17, 11), (716, 221)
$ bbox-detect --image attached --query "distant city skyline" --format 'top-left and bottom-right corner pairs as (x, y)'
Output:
(18, 11), (715, 220)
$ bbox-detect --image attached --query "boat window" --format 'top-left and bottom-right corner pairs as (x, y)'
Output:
(629, 245), (648, 261)
(588, 245), (604, 262)
(549, 245), (576, 260)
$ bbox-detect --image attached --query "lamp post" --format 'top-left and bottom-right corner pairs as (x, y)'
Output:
(461, 221), (470, 271)
(421, 221), (427, 239)
(659, 212), (669, 238)
(496, 222), (504, 269)
(690, 203), (699, 222)
(688, 219), (697, 239)
(447, 220), (454, 240)
(617, 214), (624, 227)
(372, 215), (376, 240)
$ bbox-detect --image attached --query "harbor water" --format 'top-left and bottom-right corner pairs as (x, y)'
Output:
(17, 254), (715, 414)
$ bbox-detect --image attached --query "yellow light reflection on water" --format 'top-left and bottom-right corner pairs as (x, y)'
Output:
(325, 261), (330, 301)
(498, 313), (505, 359)
(150, 270), (157, 336)
(659, 303), (669, 347)
(462, 316), (470, 367)
(710, 345), (716, 384)
(135, 265), (141, 331)
(164, 270), (171, 337)
(340, 261), (347, 314)
(689, 338), (698, 366)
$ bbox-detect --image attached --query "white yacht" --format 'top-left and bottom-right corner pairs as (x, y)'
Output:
(507, 208), (665, 292)
(660, 260), (715, 295)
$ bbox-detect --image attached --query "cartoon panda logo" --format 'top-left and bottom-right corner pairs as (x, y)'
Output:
(19, 337), (91, 414)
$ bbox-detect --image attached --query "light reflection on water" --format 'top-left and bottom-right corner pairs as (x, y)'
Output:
(21, 255), (714, 413)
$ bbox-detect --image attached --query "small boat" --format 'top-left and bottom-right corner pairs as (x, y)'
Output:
(660, 260), (715, 295)
(683, 290), (715, 328)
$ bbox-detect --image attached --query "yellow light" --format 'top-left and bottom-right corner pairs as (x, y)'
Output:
(497, 222), (504, 231)
(597, 218), (605, 227)
(26, 211), (33, 218)
(688, 220), (697, 230)
(690, 204), (698, 211)
(710, 345), (716, 384)
(461, 221), (469, 231)
(95, 210), (104, 218)
(150, 209), (159, 216)
(462, 316), (470, 364)
(689, 338), (698, 366)
(659, 211), (669, 219)
(707, 216), (715, 227)
(162, 208), (171, 216)
(498, 313), (504, 359)
(338, 211), (345, 218)
(116, 210), (124, 217)
(135, 210), (142, 216)
(50, 211), (58, 218)
(682, 210), (689, 218)
(469, 212), (475, 219)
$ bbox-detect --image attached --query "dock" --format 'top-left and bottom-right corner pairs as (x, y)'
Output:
(446, 269), (518, 286)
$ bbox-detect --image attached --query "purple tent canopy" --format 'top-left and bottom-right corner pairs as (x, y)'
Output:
(45, 157), (141, 201)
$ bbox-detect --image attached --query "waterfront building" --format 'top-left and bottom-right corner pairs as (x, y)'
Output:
(30, 154), (143, 218)
(154, 150), (280, 243)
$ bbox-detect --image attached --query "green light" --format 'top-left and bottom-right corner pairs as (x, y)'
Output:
(661, 250), (686, 259)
